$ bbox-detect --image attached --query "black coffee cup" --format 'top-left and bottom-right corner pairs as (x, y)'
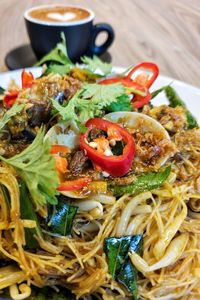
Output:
(24, 5), (115, 62)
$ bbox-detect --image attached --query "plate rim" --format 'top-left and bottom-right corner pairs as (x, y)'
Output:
(0, 66), (200, 91)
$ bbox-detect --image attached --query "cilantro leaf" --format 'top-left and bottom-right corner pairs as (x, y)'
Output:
(106, 94), (132, 112)
(52, 83), (126, 124)
(42, 63), (72, 76)
(0, 103), (25, 131)
(35, 32), (73, 67)
(81, 55), (112, 75)
(0, 128), (59, 208)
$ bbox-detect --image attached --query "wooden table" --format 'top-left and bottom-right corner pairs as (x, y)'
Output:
(0, 0), (199, 86)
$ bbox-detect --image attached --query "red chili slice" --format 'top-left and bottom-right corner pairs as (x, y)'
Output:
(21, 69), (34, 89)
(80, 118), (135, 177)
(99, 62), (159, 108)
(58, 177), (92, 191)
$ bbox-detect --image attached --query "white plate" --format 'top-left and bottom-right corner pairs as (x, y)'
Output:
(0, 67), (199, 123)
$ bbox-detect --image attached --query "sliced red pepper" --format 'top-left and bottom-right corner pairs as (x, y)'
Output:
(125, 62), (159, 89)
(80, 118), (135, 177)
(131, 90), (152, 109)
(99, 62), (159, 109)
(50, 145), (71, 155)
(58, 177), (92, 191)
(3, 90), (19, 107)
(21, 69), (34, 89)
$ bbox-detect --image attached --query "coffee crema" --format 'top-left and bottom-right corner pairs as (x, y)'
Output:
(28, 7), (90, 23)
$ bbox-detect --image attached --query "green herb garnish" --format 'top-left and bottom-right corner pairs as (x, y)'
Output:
(35, 32), (73, 67)
(104, 235), (143, 300)
(47, 198), (78, 236)
(52, 82), (126, 124)
(20, 182), (42, 249)
(81, 55), (112, 75)
(106, 94), (132, 112)
(0, 103), (25, 131)
(0, 128), (59, 207)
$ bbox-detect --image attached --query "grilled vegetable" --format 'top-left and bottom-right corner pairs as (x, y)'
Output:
(165, 86), (198, 129)
(111, 166), (171, 196)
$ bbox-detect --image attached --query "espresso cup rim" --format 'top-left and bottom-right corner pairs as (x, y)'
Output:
(24, 4), (95, 26)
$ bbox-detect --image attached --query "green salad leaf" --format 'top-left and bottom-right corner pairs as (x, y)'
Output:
(0, 103), (25, 131)
(47, 198), (78, 236)
(112, 166), (171, 197)
(20, 182), (42, 249)
(52, 82), (126, 124)
(35, 32), (73, 68)
(0, 128), (59, 207)
(81, 55), (112, 75)
(165, 86), (198, 129)
(104, 235), (143, 300)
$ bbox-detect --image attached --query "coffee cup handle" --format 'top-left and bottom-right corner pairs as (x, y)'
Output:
(89, 23), (115, 56)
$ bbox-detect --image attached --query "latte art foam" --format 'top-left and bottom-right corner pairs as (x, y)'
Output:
(47, 12), (77, 22)
(29, 6), (90, 23)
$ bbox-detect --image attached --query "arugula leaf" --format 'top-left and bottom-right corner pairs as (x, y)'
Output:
(112, 166), (171, 197)
(0, 128), (59, 207)
(106, 94), (132, 112)
(165, 86), (198, 129)
(52, 83), (126, 124)
(20, 182), (42, 249)
(35, 32), (73, 67)
(0, 103), (25, 131)
(47, 198), (78, 236)
(104, 235), (143, 300)
(81, 55), (112, 75)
